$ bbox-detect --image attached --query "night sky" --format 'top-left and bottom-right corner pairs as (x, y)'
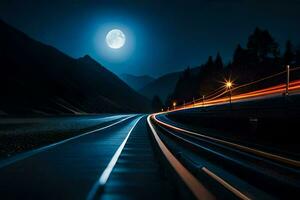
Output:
(1, 0), (300, 77)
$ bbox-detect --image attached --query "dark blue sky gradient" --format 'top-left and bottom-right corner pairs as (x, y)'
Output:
(1, 0), (300, 77)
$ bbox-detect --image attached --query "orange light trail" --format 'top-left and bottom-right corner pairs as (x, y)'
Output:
(170, 79), (300, 111)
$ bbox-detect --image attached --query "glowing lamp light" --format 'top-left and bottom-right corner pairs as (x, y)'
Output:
(226, 81), (233, 88)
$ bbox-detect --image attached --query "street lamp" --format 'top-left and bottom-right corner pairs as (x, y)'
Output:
(286, 65), (290, 96)
(226, 81), (232, 88)
(225, 81), (233, 105)
(173, 101), (177, 110)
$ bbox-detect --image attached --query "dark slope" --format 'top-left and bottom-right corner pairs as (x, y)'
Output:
(0, 19), (149, 114)
(120, 73), (154, 91)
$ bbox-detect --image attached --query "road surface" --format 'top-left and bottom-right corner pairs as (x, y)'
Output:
(0, 115), (175, 200)
(0, 113), (299, 200)
(149, 113), (300, 199)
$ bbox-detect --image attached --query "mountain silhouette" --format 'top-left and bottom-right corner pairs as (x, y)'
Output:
(139, 66), (202, 102)
(139, 72), (181, 102)
(120, 73), (154, 91)
(0, 19), (149, 114)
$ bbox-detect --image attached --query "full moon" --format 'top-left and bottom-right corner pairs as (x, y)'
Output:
(106, 29), (126, 49)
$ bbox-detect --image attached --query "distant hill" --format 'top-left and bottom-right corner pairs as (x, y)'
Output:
(0, 19), (150, 114)
(139, 67), (202, 102)
(139, 72), (181, 102)
(120, 73), (154, 91)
